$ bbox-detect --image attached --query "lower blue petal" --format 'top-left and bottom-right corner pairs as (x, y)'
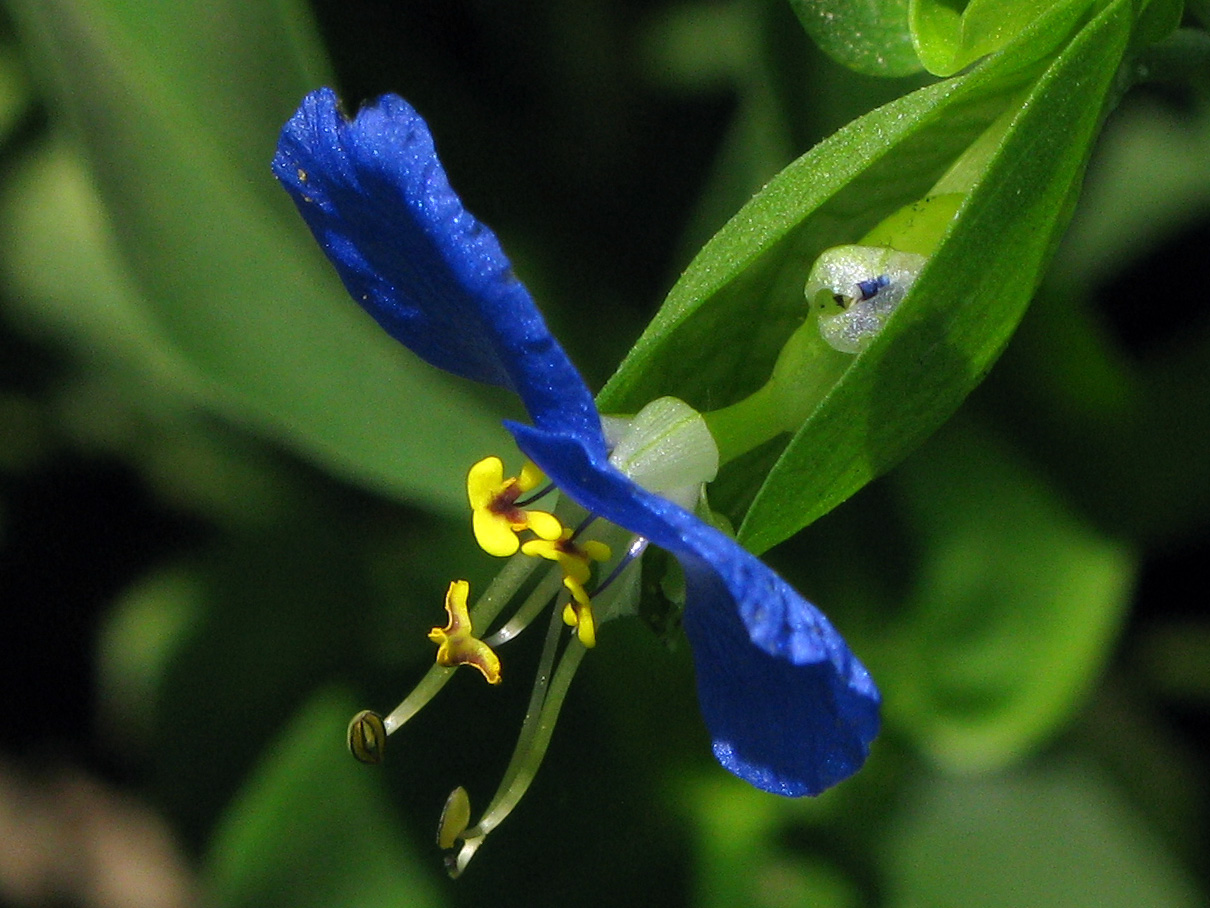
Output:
(508, 423), (880, 795)
(680, 554), (880, 795)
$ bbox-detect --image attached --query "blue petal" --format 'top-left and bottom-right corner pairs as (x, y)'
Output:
(273, 88), (605, 453)
(678, 556), (881, 795)
(509, 424), (880, 795)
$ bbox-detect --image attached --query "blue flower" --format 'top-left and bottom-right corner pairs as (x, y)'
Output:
(273, 88), (879, 797)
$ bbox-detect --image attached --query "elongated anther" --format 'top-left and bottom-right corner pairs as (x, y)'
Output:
(348, 709), (387, 764)
(429, 580), (503, 684)
(438, 786), (472, 850)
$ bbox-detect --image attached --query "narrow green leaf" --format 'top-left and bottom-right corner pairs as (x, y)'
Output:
(1056, 95), (1210, 286)
(600, 60), (1037, 417)
(738, 0), (1134, 554)
(33, 0), (334, 189)
(204, 689), (444, 908)
(3, 0), (508, 512)
(788, 0), (923, 77)
(1129, 0), (1187, 51)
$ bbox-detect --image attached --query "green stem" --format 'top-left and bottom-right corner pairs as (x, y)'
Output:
(704, 330), (849, 465)
(447, 607), (587, 877)
(702, 380), (786, 466)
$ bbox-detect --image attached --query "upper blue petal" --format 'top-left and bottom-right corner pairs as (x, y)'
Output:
(272, 88), (605, 453)
(508, 424), (880, 796)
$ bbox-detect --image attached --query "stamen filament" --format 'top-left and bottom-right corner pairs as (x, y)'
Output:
(482, 566), (567, 647)
(382, 551), (539, 733)
(514, 482), (555, 508)
(569, 513), (598, 541)
(594, 536), (649, 596)
(382, 663), (454, 734)
(447, 603), (588, 877)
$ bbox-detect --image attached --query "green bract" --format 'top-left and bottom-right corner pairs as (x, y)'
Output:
(601, 0), (1143, 556)
(910, 0), (1098, 77)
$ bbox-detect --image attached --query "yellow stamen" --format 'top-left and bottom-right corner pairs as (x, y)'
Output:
(523, 530), (610, 649)
(561, 578), (597, 648)
(437, 786), (472, 850)
(467, 456), (563, 557)
(428, 580), (502, 684)
(521, 531), (611, 584)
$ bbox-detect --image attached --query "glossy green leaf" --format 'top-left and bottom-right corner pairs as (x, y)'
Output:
(881, 418), (1135, 770)
(2, 0), (508, 513)
(1056, 95), (1210, 286)
(991, 92), (1210, 542)
(737, 0), (1134, 554)
(909, 0), (1095, 77)
(1129, 0), (1187, 51)
(204, 689), (444, 908)
(600, 55), (1039, 418)
(788, 0), (923, 77)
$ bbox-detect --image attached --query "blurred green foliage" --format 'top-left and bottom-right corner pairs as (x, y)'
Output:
(0, 1), (1208, 907)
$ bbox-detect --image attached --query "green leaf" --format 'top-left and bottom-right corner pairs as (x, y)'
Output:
(788, 0), (923, 77)
(2, 0), (508, 513)
(686, 779), (863, 908)
(884, 759), (1205, 908)
(881, 418), (1136, 770)
(1128, 0), (1187, 52)
(600, 55), (1038, 418)
(204, 689), (444, 908)
(601, 0), (1131, 552)
(737, 0), (1134, 554)
(909, 0), (1096, 77)
(1056, 94), (1210, 286)
(96, 564), (206, 751)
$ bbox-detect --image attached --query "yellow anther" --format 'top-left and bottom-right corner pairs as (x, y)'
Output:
(428, 580), (502, 684)
(467, 456), (563, 557)
(522, 530), (610, 649)
(521, 532), (611, 583)
(561, 579), (597, 648)
(437, 786), (472, 850)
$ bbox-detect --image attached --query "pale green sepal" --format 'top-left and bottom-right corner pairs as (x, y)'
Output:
(599, 57), (1040, 423)
(607, 397), (719, 502)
